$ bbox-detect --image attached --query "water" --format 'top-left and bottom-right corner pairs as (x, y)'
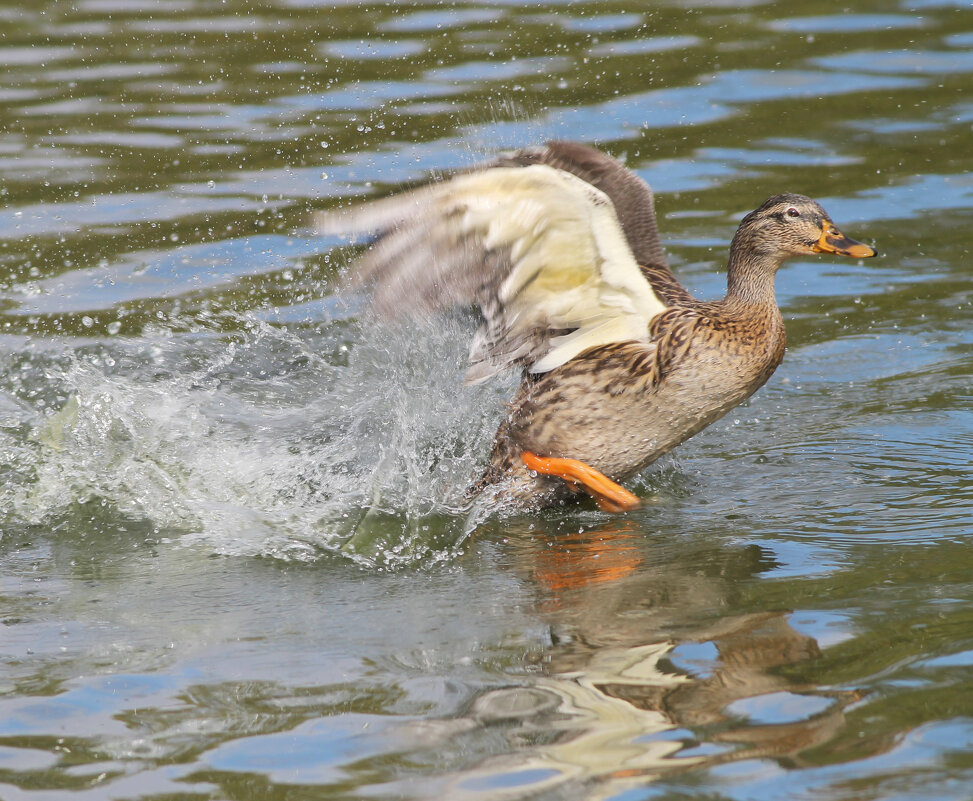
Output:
(0, 0), (971, 798)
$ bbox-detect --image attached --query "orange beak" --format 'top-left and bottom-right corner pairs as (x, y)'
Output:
(812, 222), (877, 258)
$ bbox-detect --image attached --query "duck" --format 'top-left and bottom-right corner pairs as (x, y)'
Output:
(317, 141), (876, 512)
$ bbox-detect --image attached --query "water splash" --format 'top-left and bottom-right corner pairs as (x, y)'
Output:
(0, 310), (510, 567)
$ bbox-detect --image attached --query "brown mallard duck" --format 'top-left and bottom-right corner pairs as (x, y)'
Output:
(317, 141), (876, 511)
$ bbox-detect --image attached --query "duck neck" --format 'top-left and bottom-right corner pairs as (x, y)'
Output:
(724, 245), (782, 311)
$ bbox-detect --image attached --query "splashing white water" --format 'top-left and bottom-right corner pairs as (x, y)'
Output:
(1, 311), (512, 566)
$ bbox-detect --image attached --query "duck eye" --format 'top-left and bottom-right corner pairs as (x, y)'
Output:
(786, 207), (801, 218)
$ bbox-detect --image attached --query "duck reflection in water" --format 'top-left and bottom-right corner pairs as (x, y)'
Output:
(444, 521), (863, 799)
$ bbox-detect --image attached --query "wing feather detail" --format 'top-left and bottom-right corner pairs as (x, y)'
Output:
(316, 164), (669, 383)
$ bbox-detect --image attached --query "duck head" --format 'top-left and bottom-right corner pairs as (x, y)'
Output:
(733, 193), (877, 261)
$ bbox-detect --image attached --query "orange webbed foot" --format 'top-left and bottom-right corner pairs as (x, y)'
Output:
(521, 451), (641, 512)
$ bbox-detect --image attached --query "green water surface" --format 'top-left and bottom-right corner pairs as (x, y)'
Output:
(0, 1), (971, 799)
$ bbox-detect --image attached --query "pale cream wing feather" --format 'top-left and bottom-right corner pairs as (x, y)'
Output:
(316, 164), (668, 383)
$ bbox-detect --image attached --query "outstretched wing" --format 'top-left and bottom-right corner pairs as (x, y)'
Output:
(491, 141), (694, 306)
(316, 164), (668, 384)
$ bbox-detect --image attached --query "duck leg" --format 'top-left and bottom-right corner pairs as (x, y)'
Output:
(521, 451), (641, 512)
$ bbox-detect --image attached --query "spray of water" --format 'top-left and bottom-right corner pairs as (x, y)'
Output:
(0, 308), (513, 567)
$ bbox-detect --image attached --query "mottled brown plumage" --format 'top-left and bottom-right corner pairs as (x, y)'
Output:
(317, 142), (876, 510)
